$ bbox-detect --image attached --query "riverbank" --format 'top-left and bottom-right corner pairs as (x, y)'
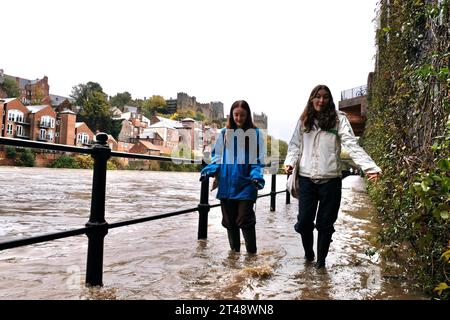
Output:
(0, 148), (202, 172)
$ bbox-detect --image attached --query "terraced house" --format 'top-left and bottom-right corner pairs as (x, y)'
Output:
(0, 98), (93, 147)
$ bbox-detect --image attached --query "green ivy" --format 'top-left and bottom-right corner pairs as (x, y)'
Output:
(364, 0), (449, 299)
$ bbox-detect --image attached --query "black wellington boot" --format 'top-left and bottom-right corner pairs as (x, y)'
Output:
(315, 232), (332, 269)
(242, 227), (257, 254)
(301, 232), (315, 262)
(227, 228), (241, 252)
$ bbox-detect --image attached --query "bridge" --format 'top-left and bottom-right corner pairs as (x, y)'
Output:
(338, 84), (368, 137)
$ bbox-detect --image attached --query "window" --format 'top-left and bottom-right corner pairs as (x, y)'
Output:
(7, 124), (13, 135)
(16, 125), (24, 136)
(40, 129), (47, 140)
(8, 110), (25, 123)
(47, 130), (54, 141)
(40, 116), (53, 128)
(77, 133), (89, 144)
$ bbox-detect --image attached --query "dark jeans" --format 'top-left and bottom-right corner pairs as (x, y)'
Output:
(220, 199), (256, 229)
(295, 177), (342, 235)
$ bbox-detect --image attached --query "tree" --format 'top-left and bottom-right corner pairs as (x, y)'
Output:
(110, 119), (123, 140)
(142, 95), (167, 118)
(194, 111), (205, 121)
(31, 86), (45, 105)
(78, 90), (112, 132)
(170, 109), (195, 121)
(71, 82), (112, 133)
(210, 118), (226, 128)
(266, 135), (288, 160)
(1, 78), (20, 98)
(110, 91), (132, 109)
(70, 82), (104, 106)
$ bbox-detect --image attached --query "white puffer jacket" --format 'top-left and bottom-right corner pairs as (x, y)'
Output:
(284, 110), (381, 179)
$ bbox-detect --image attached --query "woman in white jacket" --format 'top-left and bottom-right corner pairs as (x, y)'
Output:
(284, 84), (381, 269)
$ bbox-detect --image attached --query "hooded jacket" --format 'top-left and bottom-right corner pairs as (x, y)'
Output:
(201, 128), (265, 201)
(284, 110), (381, 179)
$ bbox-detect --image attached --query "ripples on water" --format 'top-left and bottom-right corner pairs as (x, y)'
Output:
(0, 167), (426, 300)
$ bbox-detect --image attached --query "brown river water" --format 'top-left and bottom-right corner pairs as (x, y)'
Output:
(0, 167), (427, 300)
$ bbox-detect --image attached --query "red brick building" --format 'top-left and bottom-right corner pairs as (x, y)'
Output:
(75, 122), (95, 146)
(129, 140), (163, 156)
(1, 98), (94, 147)
(1, 98), (32, 139)
(26, 105), (57, 142)
(0, 70), (50, 105)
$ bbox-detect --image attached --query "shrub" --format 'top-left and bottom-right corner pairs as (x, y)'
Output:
(50, 155), (80, 168)
(16, 148), (36, 167)
(74, 154), (94, 169)
(5, 146), (17, 159)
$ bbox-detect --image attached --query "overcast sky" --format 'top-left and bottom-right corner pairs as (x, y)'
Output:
(1, 0), (379, 142)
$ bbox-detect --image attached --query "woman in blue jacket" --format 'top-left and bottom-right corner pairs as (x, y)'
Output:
(201, 100), (265, 254)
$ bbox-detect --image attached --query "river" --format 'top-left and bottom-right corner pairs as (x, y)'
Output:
(0, 167), (427, 300)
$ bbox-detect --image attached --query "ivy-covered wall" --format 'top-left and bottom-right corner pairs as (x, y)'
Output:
(363, 0), (449, 299)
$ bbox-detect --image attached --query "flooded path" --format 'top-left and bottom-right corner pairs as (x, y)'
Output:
(0, 167), (427, 299)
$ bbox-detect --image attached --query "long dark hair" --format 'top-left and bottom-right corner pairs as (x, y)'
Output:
(226, 100), (256, 130)
(300, 84), (337, 132)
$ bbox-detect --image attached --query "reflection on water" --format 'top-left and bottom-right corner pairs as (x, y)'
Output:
(0, 167), (426, 300)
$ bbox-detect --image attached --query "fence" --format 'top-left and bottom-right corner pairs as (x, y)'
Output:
(0, 133), (289, 287)
(340, 85), (367, 101)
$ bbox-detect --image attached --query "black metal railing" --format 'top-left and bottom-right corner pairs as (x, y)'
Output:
(340, 85), (367, 101)
(0, 133), (290, 287)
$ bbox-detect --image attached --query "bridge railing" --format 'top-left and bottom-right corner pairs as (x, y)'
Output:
(0, 133), (289, 287)
(340, 85), (367, 101)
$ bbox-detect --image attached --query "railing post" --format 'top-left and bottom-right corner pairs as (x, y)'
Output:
(270, 174), (276, 211)
(286, 174), (291, 204)
(85, 132), (111, 287)
(198, 167), (210, 240)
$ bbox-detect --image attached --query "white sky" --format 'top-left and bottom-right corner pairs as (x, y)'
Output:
(1, 0), (379, 142)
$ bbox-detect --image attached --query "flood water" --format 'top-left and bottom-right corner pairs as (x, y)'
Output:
(0, 167), (427, 300)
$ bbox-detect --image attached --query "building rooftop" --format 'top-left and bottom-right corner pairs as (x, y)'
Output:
(151, 116), (182, 129)
(0, 98), (17, 104)
(27, 105), (49, 113)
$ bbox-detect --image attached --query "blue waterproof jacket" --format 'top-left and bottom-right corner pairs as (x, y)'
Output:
(201, 128), (265, 201)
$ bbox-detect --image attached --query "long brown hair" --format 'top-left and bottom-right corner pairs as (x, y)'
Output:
(226, 100), (256, 130)
(300, 84), (337, 132)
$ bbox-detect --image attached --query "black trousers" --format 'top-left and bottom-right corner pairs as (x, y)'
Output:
(294, 177), (342, 235)
(220, 199), (256, 229)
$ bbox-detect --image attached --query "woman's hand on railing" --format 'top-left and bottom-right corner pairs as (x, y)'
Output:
(366, 171), (380, 182)
(252, 180), (264, 190)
